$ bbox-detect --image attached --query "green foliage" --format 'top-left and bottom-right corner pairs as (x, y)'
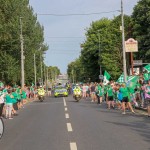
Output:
(0, 0), (56, 85)
(132, 0), (150, 62)
(67, 15), (133, 82)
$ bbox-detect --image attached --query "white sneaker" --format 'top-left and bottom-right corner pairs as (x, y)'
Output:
(91, 100), (94, 102)
(122, 112), (126, 115)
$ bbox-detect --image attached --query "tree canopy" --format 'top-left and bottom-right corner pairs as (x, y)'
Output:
(0, 0), (60, 85)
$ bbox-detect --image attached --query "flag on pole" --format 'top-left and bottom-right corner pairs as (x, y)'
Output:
(0, 81), (4, 88)
(31, 83), (34, 87)
(144, 64), (150, 73)
(117, 74), (125, 83)
(143, 73), (150, 81)
(103, 71), (111, 85)
(126, 75), (139, 89)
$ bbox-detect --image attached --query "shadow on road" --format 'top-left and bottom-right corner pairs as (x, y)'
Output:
(105, 118), (150, 144)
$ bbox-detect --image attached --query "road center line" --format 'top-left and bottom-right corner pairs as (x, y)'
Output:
(65, 113), (69, 119)
(67, 123), (73, 132)
(63, 97), (67, 107)
(65, 107), (68, 111)
(70, 142), (77, 150)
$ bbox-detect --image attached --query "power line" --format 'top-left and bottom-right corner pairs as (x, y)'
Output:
(37, 10), (119, 16)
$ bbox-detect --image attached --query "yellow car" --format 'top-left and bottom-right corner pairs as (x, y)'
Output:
(54, 86), (68, 97)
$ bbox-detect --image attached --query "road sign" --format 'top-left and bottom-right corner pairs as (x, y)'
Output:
(99, 75), (104, 80)
(133, 60), (143, 66)
(125, 38), (138, 52)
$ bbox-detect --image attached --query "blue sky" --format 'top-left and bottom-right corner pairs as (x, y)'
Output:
(29, 0), (139, 74)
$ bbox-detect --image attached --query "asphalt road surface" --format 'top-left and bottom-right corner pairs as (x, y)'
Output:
(0, 96), (150, 150)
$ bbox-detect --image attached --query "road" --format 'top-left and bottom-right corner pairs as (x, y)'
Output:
(0, 96), (150, 150)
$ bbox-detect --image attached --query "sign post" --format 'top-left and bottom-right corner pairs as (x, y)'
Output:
(125, 38), (138, 75)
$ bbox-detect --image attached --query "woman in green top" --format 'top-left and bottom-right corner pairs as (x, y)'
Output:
(96, 83), (103, 104)
(16, 87), (22, 109)
(21, 88), (27, 106)
(107, 84), (115, 109)
(5, 89), (14, 119)
(120, 84), (135, 114)
(12, 88), (18, 115)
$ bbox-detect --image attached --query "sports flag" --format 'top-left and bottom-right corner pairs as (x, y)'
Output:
(143, 73), (150, 81)
(0, 81), (4, 88)
(103, 71), (111, 85)
(126, 75), (139, 89)
(144, 64), (150, 73)
(117, 74), (125, 83)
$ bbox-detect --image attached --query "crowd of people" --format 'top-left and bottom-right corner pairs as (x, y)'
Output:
(0, 84), (41, 120)
(74, 77), (150, 117)
(0, 75), (150, 120)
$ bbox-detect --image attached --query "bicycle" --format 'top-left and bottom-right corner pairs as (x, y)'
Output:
(0, 117), (4, 139)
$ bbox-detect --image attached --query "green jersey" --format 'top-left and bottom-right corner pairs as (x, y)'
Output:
(120, 87), (129, 98)
(107, 86), (113, 97)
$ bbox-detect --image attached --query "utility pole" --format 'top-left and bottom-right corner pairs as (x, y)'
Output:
(40, 53), (43, 86)
(98, 30), (102, 75)
(121, 0), (127, 82)
(34, 53), (37, 87)
(20, 17), (25, 88)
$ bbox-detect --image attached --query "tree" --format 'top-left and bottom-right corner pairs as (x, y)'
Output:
(132, 0), (150, 62)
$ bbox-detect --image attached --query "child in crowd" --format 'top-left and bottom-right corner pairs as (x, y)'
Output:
(5, 89), (14, 119)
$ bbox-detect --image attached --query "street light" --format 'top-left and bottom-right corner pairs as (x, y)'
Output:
(121, 0), (127, 82)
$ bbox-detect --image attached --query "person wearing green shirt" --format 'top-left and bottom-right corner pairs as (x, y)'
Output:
(104, 85), (108, 103)
(120, 84), (135, 115)
(96, 83), (103, 104)
(21, 89), (27, 105)
(12, 88), (18, 115)
(107, 83), (114, 109)
(16, 86), (22, 109)
(5, 89), (14, 119)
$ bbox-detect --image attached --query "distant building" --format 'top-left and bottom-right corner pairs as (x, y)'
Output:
(57, 74), (68, 85)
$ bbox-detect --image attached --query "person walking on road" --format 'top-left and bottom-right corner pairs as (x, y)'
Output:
(96, 83), (103, 104)
(120, 84), (135, 115)
(107, 83), (114, 109)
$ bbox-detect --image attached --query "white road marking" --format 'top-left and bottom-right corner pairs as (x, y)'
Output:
(65, 107), (68, 111)
(65, 113), (69, 119)
(70, 142), (77, 150)
(63, 97), (67, 106)
(67, 123), (73, 132)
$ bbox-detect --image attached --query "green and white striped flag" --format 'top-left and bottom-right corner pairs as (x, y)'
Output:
(117, 74), (125, 83)
(144, 64), (150, 73)
(103, 71), (111, 85)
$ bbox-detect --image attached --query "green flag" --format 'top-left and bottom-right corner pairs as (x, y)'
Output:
(0, 81), (4, 88)
(144, 64), (150, 73)
(127, 76), (139, 89)
(143, 73), (150, 81)
(117, 74), (125, 83)
(103, 71), (111, 85)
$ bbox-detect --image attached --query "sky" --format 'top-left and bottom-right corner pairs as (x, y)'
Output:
(29, 0), (139, 74)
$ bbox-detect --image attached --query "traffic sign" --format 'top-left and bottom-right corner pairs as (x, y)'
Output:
(99, 75), (104, 80)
